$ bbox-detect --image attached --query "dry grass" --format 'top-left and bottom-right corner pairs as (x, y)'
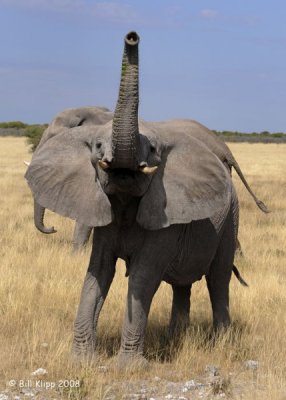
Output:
(0, 138), (285, 399)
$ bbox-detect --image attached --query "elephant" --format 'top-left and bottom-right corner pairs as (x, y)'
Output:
(29, 88), (268, 252)
(26, 31), (248, 364)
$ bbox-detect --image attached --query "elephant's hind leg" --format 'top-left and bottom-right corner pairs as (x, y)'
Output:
(168, 285), (191, 338)
(206, 215), (235, 330)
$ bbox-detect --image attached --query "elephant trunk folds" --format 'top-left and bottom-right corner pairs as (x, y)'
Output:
(111, 31), (140, 170)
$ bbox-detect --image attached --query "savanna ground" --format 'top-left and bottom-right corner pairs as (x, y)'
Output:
(0, 137), (285, 399)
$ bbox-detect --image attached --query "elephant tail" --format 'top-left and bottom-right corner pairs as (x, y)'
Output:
(233, 265), (248, 287)
(231, 158), (270, 213)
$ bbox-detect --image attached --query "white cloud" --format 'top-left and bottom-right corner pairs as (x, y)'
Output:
(199, 9), (259, 28)
(0, 0), (85, 12)
(242, 15), (259, 26)
(92, 2), (137, 22)
(0, 0), (139, 20)
(0, 0), (141, 24)
(200, 9), (219, 19)
(0, 1), (181, 28)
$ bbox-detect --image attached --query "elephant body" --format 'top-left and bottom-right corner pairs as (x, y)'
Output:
(72, 183), (236, 356)
(26, 31), (249, 363)
(26, 117), (238, 360)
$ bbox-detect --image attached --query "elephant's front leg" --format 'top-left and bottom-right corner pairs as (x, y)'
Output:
(118, 227), (180, 366)
(72, 240), (115, 358)
(118, 268), (161, 365)
(168, 285), (191, 338)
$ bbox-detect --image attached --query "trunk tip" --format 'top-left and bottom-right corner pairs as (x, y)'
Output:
(125, 31), (140, 46)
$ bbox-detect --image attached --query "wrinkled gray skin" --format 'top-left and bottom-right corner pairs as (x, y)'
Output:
(32, 106), (113, 249)
(26, 31), (247, 365)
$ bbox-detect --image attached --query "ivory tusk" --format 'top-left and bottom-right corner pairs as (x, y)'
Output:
(139, 165), (158, 175)
(98, 160), (109, 170)
(24, 160), (30, 166)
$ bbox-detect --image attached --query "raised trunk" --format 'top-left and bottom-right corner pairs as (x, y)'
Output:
(112, 31), (140, 169)
(34, 200), (56, 234)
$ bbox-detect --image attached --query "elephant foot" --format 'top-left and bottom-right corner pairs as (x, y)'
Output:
(116, 352), (149, 370)
(70, 350), (98, 365)
(168, 319), (190, 340)
(213, 319), (231, 336)
(70, 342), (98, 365)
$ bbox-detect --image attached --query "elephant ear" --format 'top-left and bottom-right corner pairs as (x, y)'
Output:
(136, 136), (231, 231)
(25, 127), (112, 227)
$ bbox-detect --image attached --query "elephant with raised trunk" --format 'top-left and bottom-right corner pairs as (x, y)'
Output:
(26, 31), (248, 365)
(30, 95), (268, 251)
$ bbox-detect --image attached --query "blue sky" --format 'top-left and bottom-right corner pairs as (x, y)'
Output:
(0, 0), (285, 132)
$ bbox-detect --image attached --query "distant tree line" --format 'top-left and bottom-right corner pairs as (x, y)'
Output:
(0, 121), (286, 148)
(0, 121), (48, 150)
(24, 124), (48, 151)
(213, 130), (286, 143)
(0, 121), (28, 129)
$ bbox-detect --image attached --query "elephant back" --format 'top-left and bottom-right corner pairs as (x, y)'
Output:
(37, 107), (113, 151)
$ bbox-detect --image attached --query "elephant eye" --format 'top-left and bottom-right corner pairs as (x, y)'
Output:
(96, 142), (102, 150)
(150, 144), (156, 153)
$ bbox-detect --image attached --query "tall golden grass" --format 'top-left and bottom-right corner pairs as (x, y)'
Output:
(0, 137), (285, 399)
